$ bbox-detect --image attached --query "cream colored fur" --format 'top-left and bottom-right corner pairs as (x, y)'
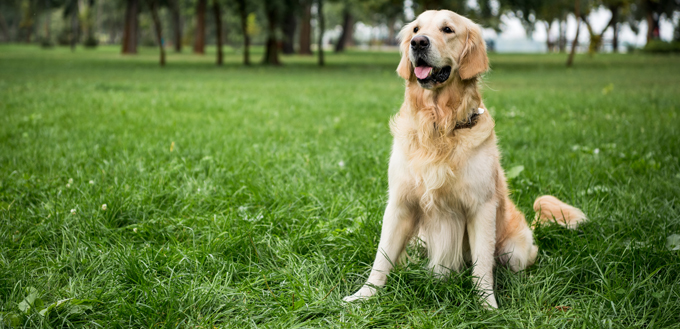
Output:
(343, 10), (586, 309)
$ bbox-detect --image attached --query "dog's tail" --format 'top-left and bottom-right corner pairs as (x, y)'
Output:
(532, 195), (586, 229)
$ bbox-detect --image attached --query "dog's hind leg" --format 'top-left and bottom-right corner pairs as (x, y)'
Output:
(496, 200), (538, 272)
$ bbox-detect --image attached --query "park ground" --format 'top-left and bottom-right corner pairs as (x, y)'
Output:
(1, 45), (679, 328)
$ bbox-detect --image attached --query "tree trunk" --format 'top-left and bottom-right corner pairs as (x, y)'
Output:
(96, 0), (101, 39)
(282, 11), (296, 54)
(20, 1), (34, 43)
(44, 10), (50, 41)
(582, 13), (614, 54)
(236, 0), (250, 65)
(334, 9), (352, 52)
(317, 0), (324, 66)
(646, 12), (659, 43)
(213, 0), (223, 65)
(610, 5), (619, 52)
(299, 2), (312, 55)
(0, 12), (9, 42)
(147, 0), (165, 66)
(566, 0), (580, 67)
(262, 4), (281, 65)
(558, 19), (566, 52)
(171, 0), (182, 52)
(122, 0), (139, 54)
(193, 0), (206, 54)
(544, 21), (551, 52)
(70, 10), (77, 50)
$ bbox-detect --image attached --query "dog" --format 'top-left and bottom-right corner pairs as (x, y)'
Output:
(342, 10), (586, 308)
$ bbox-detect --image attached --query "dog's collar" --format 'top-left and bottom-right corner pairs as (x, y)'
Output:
(455, 108), (485, 130)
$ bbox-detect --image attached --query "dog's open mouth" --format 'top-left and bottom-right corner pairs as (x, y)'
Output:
(414, 58), (451, 84)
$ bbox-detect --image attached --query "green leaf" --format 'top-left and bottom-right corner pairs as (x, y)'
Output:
(293, 298), (305, 310)
(18, 287), (39, 314)
(38, 298), (98, 318)
(506, 165), (524, 180)
(17, 300), (30, 313)
(666, 234), (680, 251)
(67, 304), (93, 315)
(38, 298), (72, 317)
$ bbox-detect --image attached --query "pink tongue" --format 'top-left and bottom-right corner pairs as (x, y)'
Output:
(415, 66), (433, 79)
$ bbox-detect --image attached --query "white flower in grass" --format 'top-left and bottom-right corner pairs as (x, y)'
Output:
(133, 228), (138, 233)
(68, 178), (74, 184)
(89, 180), (94, 185)
(593, 148), (600, 155)
(66, 183), (71, 188)
(101, 204), (107, 211)
(338, 161), (345, 168)
(70, 208), (76, 215)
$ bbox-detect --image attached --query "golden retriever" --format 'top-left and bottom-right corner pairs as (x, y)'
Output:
(343, 10), (586, 308)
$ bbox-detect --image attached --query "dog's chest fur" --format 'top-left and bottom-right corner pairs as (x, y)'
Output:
(390, 108), (498, 216)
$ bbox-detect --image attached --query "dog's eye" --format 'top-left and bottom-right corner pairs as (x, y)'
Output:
(413, 27), (419, 33)
(443, 27), (454, 34)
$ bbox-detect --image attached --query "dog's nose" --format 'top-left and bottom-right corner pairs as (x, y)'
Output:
(410, 35), (430, 51)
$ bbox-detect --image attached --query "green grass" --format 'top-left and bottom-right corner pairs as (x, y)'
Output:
(1, 44), (679, 328)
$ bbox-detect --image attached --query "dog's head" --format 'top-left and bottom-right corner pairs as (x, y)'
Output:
(397, 10), (489, 89)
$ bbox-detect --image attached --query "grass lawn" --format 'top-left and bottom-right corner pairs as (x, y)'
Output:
(1, 44), (679, 328)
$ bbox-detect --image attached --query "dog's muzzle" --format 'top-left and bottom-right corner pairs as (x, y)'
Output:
(410, 35), (451, 85)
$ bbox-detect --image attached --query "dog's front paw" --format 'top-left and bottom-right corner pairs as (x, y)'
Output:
(342, 294), (367, 302)
(342, 286), (376, 302)
(482, 295), (498, 309)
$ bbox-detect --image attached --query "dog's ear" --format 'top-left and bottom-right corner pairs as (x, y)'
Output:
(458, 25), (489, 80)
(396, 25), (413, 80)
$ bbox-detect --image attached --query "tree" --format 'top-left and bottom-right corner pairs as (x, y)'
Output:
(213, 0), (223, 65)
(334, 2), (353, 52)
(566, 0), (581, 67)
(122, 0), (139, 54)
(415, 0), (501, 30)
(19, 0), (37, 43)
(578, 0), (631, 54)
(79, 0), (98, 47)
(500, 0), (572, 51)
(607, 0), (624, 52)
(299, 0), (312, 54)
(317, 0), (324, 65)
(68, 0), (78, 50)
(169, 0), (182, 52)
(262, 0), (283, 65)
(638, 0), (679, 43)
(145, 0), (165, 65)
(193, 0), (206, 54)
(234, 0), (251, 65)
(282, 2), (299, 54)
(366, 0), (404, 46)
(0, 8), (9, 42)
